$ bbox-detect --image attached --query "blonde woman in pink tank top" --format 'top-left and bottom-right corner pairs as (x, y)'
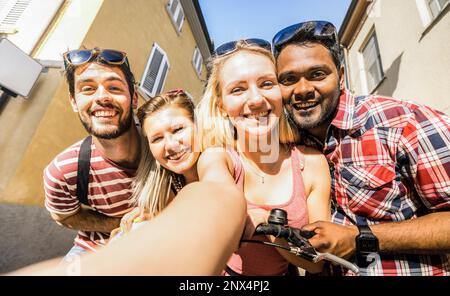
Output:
(196, 39), (331, 275)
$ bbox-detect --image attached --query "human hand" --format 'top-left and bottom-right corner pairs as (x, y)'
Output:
(119, 207), (150, 233)
(242, 208), (270, 240)
(302, 221), (359, 259)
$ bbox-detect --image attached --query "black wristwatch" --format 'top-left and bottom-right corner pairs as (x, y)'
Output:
(355, 224), (379, 267)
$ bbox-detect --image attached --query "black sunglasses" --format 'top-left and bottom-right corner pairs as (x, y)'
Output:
(214, 38), (272, 57)
(272, 21), (338, 57)
(63, 48), (130, 69)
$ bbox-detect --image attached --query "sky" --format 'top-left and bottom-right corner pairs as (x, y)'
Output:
(198, 0), (352, 50)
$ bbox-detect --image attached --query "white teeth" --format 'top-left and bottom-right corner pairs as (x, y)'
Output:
(295, 102), (318, 108)
(93, 110), (116, 117)
(245, 111), (269, 119)
(168, 150), (186, 160)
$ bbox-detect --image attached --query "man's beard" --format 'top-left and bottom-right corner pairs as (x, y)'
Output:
(288, 86), (340, 130)
(79, 109), (133, 140)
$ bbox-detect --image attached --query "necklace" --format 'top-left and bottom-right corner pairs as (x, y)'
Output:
(240, 156), (266, 184)
(171, 173), (185, 193)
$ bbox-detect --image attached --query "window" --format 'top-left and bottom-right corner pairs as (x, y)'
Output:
(427, 0), (449, 18)
(361, 31), (384, 92)
(139, 43), (170, 99)
(0, 0), (63, 54)
(192, 46), (203, 77)
(166, 0), (184, 33)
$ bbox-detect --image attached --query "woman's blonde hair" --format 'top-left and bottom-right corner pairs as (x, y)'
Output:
(132, 91), (195, 217)
(196, 40), (299, 151)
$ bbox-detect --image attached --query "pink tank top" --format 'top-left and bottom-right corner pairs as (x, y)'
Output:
(225, 145), (309, 276)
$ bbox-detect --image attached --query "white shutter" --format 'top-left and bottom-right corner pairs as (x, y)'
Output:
(168, 0), (178, 16)
(175, 3), (184, 32)
(166, 0), (184, 33)
(192, 47), (203, 77)
(0, 0), (30, 33)
(139, 43), (170, 98)
(1, 0), (63, 54)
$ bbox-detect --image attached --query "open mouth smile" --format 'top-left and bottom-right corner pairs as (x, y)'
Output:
(292, 101), (320, 111)
(166, 147), (191, 162)
(91, 109), (118, 118)
(242, 110), (271, 121)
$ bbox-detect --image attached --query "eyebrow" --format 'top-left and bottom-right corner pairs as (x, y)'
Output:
(224, 73), (277, 88)
(279, 64), (331, 76)
(76, 76), (126, 85)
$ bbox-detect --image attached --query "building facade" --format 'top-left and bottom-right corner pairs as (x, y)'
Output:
(339, 0), (450, 114)
(0, 0), (211, 205)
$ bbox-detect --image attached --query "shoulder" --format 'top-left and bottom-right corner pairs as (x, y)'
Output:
(296, 145), (328, 168)
(295, 145), (330, 188)
(197, 147), (236, 180)
(45, 140), (84, 179)
(353, 95), (448, 128)
(198, 147), (232, 168)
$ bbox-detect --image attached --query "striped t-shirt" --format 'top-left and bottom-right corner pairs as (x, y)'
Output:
(44, 138), (136, 251)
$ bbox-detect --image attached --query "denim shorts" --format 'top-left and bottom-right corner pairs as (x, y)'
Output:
(62, 245), (87, 263)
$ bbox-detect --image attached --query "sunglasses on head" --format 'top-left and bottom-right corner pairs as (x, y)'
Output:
(272, 21), (338, 57)
(214, 38), (272, 57)
(63, 48), (129, 69)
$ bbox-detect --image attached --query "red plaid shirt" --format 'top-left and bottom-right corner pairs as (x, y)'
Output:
(301, 90), (450, 276)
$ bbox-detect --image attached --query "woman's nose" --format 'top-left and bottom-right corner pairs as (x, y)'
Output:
(246, 86), (264, 108)
(165, 134), (181, 152)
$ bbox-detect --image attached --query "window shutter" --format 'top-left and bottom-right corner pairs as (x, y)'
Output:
(361, 32), (384, 92)
(196, 53), (203, 75)
(0, 0), (30, 33)
(169, 0), (178, 16)
(155, 61), (168, 96)
(139, 44), (170, 98)
(0, 0), (63, 54)
(166, 0), (184, 33)
(192, 47), (203, 77)
(142, 49), (163, 95)
(175, 4), (184, 31)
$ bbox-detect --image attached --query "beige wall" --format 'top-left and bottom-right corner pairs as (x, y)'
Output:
(345, 0), (450, 114)
(0, 69), (65, 203)
(1, 0), (208, 205)
(82, 0), (207, 101)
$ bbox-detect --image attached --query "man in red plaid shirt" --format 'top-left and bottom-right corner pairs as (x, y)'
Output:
(273, 21), (450, 275)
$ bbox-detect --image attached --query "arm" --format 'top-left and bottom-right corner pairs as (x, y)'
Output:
(269, 148), (331, 273)
(11, 181), (247, 275)
(304, 106), (450, 258)
(303, 211), (450, 259)
(197, 147), (237, 185)
(370, 107), (450, 254)
(50, 207), (120, 233)
(44, 159), (121, 233)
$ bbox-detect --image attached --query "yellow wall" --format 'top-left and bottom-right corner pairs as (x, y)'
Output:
(0, 69), (64, 201)
(1, 0), (208, 205)
(345, 0), (450, 114)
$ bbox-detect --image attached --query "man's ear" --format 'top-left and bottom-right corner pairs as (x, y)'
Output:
(69, 95), (78, 112)
(339, 66), (345, 90)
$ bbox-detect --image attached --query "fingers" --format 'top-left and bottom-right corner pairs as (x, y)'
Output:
(302, 221), (321, 232)
(120, 207), (141, 233)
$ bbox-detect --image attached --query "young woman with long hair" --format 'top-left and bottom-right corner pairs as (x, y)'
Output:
(111, 90), (202, 235)
(196, 39), (331, 275)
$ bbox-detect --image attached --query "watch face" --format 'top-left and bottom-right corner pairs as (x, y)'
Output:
(357, 237), (379, 253)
